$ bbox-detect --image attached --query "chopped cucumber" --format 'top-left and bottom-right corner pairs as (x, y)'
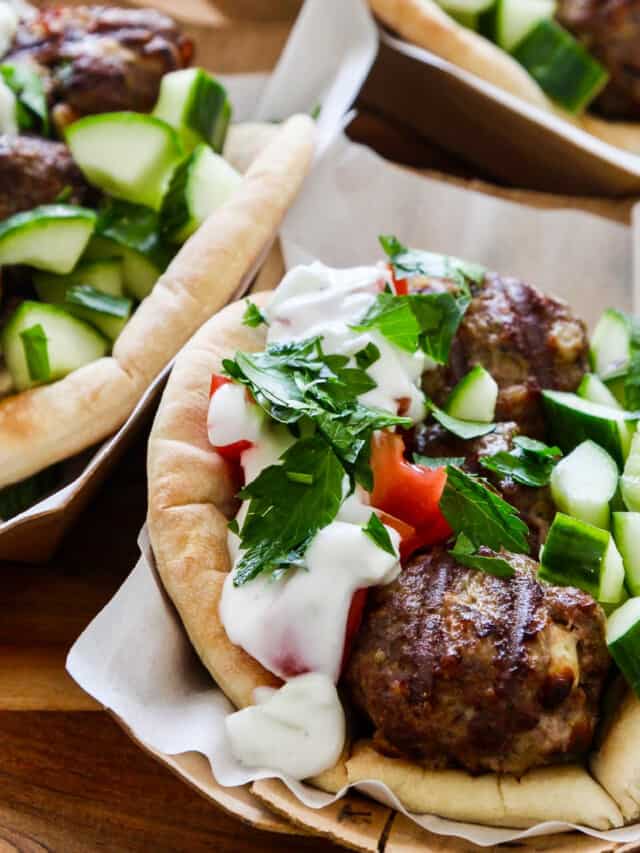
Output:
(539, 512), (625, 604)
(492, 0), (556, 52)
(160, 144), (241, 243)
(152, 68), (231, 153)
(85, 201), (173, 300)
(34, 258), (125, 303)
(620, 429), (640, 511)
(436, 0), (493, 13)
(445, 364), (497, 423)
(512, 19), (609, 114)
(612, 512), (640, 596)
(578, 373), (622, 410)
(607, 597), (640, 696)
(36, 276), (132, 342)
(550, 440), (618, 529)
(542, 390), (636, 467)
(590, 309), (631, 378)
(66, 113), (183, 211)
(2, 301), (108, 391)
(0, 205), (96, 274)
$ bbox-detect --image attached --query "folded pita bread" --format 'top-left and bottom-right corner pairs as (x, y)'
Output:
(147, 290), (633, 830)
(0, 115), (314, 490)
(368, 0), (640, 155)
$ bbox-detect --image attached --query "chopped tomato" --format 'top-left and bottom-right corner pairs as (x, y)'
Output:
(370, 431), (451, 557)
(341, 588), (368, 672)
(388, 263), (409, 296)
(209, 373), (253, 461)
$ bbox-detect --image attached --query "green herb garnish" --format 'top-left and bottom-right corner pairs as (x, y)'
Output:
(439, 465), (530, 554)
(233, 436), (344, 585)
(480, 435), (562, 487)
(363, 512), (397, 556)
(20, 323), (50, 383)
(428, 401), (496, 440)
(223, 337), (409, 488)
(450, 532), (515, 578)
(355, 342), (380, 369)
(242, 300), (268, 328)
(1, 62), (49, 135)
(379, 234), (485, 288)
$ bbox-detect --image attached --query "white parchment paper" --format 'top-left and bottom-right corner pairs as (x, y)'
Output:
(67, 0), (640, 846)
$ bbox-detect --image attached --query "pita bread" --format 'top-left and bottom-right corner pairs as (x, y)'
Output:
(0, 115), (314, 490)
(591, 690), (640, 822)
(146, 289), (633, 830)
(368, 0), (640, 155)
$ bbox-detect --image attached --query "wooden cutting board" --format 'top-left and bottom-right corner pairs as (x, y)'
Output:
(2, 2), (638, 850)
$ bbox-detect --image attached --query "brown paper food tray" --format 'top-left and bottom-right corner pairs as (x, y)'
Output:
(357, 28), (640, 198)
(0, 0), (299, 563)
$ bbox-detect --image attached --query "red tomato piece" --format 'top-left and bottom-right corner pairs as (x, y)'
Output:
(370, 431), (451, 557)
(341, 587), (368, 672)
(388, 263), (409, 296)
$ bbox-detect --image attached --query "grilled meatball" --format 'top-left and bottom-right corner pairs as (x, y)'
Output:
(556, 0), (640, 119)
(5, 6), (193, 129)
(418, 272), (589, 436)
(407, 420), (555, 549)
(0, 134), (92, 219)
(344, 547), (610, 775)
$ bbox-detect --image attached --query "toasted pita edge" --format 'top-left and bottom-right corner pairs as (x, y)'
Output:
(346, 741), (623, 829)
(591, 689), (640, 822)
(368, 0), (640, 155)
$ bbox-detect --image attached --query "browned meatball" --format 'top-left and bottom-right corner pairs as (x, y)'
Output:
(556, 0), (640, 119)
(0, 134), (92, 219)
(344, 547), (610, 776)
(5, 6), (193, 129)
(418, 273), (589, 436)
(407, 420), (555, 549)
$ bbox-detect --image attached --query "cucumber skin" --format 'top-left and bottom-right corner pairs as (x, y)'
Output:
(539, 512), (607, 599)
(512, 19), (609, 114)
(608, 617), (640, 697)
(542, 390), (633, 468)
(613, 513), (640, 596)
(187, 71), (231, 153)
(160, 152), (196, 244)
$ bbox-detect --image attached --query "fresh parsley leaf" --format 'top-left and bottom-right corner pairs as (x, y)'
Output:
(234, 436), (344, 585)
(428, 401), (496, 440)
(379, 234), (486, 287)
(20, 324), (50, 383)
(54, 185), (73, 204)
(352, 292), (419, 353)
(414, 453), (465, 469)
(1, 62), (49, 135)
(480, 436), (561, 487)
(223, 337), (409, 487)
(242, 300), (268, 328)
(355, 342), (380, 369)
(451, 532), (515, 578)
(363, 512), (397, 556)
(227, 518), (240, 535)
(352, 290), (468, 364)
(439, 465), (530, 554)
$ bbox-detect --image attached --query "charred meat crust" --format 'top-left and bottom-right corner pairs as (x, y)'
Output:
(0, 134), (93, 219)
(417, 272), (589, 438)
(5, 6), (193, 127)
(343, 547), (610, 776)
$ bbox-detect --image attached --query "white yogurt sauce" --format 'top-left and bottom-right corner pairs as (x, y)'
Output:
(225, 673), (345, 779)
(211, 262), (428, 778)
